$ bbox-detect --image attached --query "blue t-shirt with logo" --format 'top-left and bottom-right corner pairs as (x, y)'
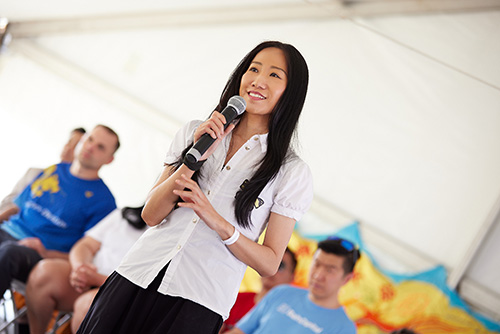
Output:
(237, 285), (356, 334)
(1, 163), (116, 252)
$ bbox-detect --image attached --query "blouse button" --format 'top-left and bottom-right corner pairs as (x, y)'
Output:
(226, 166), (231, 171)
(207, 190), (211, 196)
(245, 146), (250, 151)
(177, 245), (182, 250)
(254, 137), (258, 141)
(192, 218), (197, 224)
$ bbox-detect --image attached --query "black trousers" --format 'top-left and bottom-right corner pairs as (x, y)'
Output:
(77, 264), (223, 334)
(0, 229), (42, 296)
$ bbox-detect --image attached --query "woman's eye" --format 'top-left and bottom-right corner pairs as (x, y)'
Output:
(270, 73), (281, 79)
(248, 67), (258, 73)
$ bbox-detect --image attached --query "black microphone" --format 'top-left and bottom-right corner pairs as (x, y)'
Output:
(185, 95), (246, 164)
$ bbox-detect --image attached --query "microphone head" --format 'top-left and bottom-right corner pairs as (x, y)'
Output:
(228, 95), (246, 116)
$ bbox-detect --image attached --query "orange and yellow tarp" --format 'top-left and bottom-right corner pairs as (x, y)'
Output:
(240, 222), (500, 334)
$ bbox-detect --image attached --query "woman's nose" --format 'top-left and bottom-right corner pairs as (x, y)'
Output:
(251, 74), (267, 89)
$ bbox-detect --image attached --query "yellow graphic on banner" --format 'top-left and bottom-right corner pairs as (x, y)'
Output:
(340, 255), (497, 334)
(30, 165), (60, 198)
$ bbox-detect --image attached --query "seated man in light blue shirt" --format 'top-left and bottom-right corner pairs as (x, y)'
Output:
(227, 237), (360, 334)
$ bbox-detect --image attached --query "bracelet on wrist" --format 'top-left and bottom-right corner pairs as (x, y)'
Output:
(222, 227), (240, 246)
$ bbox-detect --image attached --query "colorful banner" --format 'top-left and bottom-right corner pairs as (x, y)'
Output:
(240, 222), (500, 334)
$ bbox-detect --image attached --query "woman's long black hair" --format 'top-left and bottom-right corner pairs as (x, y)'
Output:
(173, 41), (309, 229)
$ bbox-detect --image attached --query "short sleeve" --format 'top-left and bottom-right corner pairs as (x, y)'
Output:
(271, 158), (314, 222)
(83, 188), (117, 233)
(164, 120), (203, 166)
(86, 209), (121, 243)
(12, 168), (46, 210)
(13, 184), (30, 211)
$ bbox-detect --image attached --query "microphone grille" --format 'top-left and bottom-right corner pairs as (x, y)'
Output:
(228, 95), (246, 115)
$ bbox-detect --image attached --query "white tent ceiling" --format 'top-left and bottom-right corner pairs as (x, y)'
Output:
(1, 0), (500, 322)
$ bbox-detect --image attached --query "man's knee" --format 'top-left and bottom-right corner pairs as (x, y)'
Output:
(29, 259), (70, 290)
(28, 260), (53, 288)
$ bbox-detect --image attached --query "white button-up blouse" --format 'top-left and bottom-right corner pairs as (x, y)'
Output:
(116, 120), (313, 320)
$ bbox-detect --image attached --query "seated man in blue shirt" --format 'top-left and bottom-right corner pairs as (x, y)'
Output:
(227, 237), (360, 334)
(0, 127), (86, 223)
(0, 124), (120, 297)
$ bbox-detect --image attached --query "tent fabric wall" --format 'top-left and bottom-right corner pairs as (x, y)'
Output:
(0, 51), (169, 207)
(1, 6), (499, 322)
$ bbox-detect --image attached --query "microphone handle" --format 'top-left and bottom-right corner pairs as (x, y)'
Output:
(185, 107), (238, 164)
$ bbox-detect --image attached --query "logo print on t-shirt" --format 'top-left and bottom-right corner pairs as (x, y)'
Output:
(85, 191), (94, 198)
(31, 165), (60, 198)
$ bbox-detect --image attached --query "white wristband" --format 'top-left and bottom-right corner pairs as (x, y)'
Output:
(222, 227), (240, 246)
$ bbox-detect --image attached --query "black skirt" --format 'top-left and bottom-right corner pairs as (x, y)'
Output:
(77, 264), (223, 334)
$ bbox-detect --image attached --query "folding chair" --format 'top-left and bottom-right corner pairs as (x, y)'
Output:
(0, 281), (27, 334)
(46, 312), (72, 334)
(0, 281), (72, 334)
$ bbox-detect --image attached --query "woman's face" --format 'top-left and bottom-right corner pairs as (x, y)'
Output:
(239, 47), (288, 118)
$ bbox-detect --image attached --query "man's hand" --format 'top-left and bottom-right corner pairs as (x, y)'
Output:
(17, 237), (47, 257)
(70, 263), (99, 293)
(0, 205), (19, 223)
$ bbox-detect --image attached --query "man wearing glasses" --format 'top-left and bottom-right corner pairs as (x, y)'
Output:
(227, 237), (360, 334)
